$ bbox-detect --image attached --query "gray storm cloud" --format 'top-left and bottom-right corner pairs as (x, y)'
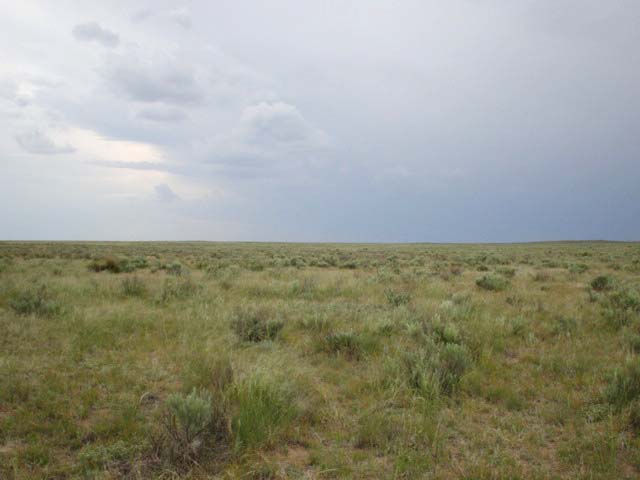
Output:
(72, 22), (120, 48)
(15, 130), (75, 155)
(0, 1), (638, 241)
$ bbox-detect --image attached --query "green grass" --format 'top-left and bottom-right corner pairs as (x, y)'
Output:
(1, 240), (640, 478)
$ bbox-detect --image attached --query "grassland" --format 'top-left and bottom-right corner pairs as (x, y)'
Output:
(1, 241), (640, 479)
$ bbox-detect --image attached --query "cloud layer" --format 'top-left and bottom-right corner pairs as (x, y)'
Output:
(1, 1), (639, 241)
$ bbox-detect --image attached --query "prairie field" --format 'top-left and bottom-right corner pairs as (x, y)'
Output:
(2, 241), (640, 479)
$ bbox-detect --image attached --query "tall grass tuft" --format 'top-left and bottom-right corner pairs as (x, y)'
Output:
(605, 358), (640, 409)
(120, 276), (146, 297)
(230, 374), (297, 450)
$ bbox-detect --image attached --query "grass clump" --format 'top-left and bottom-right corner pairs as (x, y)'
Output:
(120, 276), (146, 297)
(78, 441), (139, 474)
(229, 374), (297, 450)
(159, 277), (198, 303)
(475, 274), (509, 291)
(402, 342), (472, 398)
(320, 331), (374, 360)
(605, 358), (640, 409)
(385, 288), (412, 307)
(10, 284), (61, 317)
(438, 343), (473, 395)
(230, 306), (284, 342)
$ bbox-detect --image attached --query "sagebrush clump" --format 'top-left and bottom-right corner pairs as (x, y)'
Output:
(162, 388), (218, 461)
(230, 306), (284, 342)
(476, 274), (509, 291)
(10, 284), (61, 316)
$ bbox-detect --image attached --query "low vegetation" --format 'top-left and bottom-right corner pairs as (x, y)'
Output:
(1, 240), (640, 478)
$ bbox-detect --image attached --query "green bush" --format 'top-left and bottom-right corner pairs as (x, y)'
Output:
(166, 262), (186, 276)
(163, 388), (217, 460)
(590, 275), (615, 292)
(602, 288), (640, 328)
(385, 289), (412, 307)
(88, 256), (123, 273)
(431, 319), (461, 345)
(10, 285), (61, 317)
(230, 306), (284, 342)
(475, 274), (509, 292)
(568, 263), (589, 274)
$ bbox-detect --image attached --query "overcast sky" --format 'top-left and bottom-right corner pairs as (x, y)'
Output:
(1, 1), (639, 242)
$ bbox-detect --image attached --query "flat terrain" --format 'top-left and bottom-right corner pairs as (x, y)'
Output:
(1, 241), (640, 479)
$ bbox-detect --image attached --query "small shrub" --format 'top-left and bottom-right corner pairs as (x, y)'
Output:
(385, 289), (412, 307)
(10, 285), (61, 317)
(602, 288), (640, 328)
(120, 276), (146, 297)
(339, 261), (357, 270)
(605, 358), (640, 409)
(438, 343), (472, 395)
(590, 275), (615, 292)
(88, 256), (123, 273)
(230, 306), (284, 342)
(496, 267), (516, 278)
(450, 264), (464, 276)
(166, 262), (186, 276)
(321, 332), (370, 360)
(431, 319), (461, 345)
(475, 274), (509, 292)
(551, 316), (577, 336)
(163, 388), (217, 460)
(402, 346), (441, 400)
(159, 278), (198, 303)
(568, 263), (589, 274)
(78, 441), (138, 472)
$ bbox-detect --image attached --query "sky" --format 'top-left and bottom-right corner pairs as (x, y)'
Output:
(1, 1), (639, 242)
